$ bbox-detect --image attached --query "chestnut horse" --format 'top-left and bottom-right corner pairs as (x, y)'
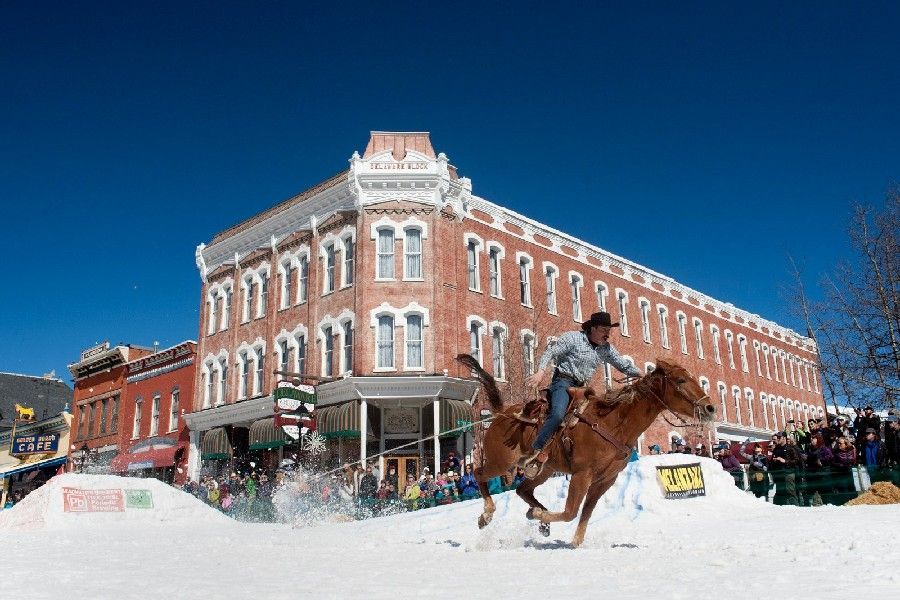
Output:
(457, 354), (715, 547)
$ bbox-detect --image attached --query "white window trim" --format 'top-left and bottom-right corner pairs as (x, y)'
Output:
(465, 233), (484, 293)
(724, 329), (736, 370)
(201, 361), (214, 409)
(402, 225), (426, 282)
(761, 344), (772, 379)
(466, 315), (488, 366)
(515, 251), (534, 307)
(744, 388), (755, 427)
(676, 310), (688, 355)
(692, 317), (704, 359)
(338, 316), (355, 376)
(644, 362), (656, 374)
(489, 321), (508, 380)
(760, 393), (770, 430)
(732, 385), (743, 425)
(753, 340), (763, 376)
(638, 297), (652, 344)
(341, 232), (356, 289)
(595, 281), (609, 312)
(698, 376), (710, 397)
(717, 382), (728, 423)
(615, 288), (630, 337)
(520, 328), (537, 377)
(487, 242), (506, 299)
(738, 335), (749, 373)
(568, 271), (584, 323)
(657, 304), (670, 349)
(543, 261), (560, 315)
(319, 225), (356, 290)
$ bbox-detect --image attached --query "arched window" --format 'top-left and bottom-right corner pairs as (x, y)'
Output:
(596, 282), (608, 311)
(491, 324), (507, 379)
(238, 350), (250, 399)
(404, 227), (423, 280)
(522, 330), (536, 377)
(761, 344), (772, 379)
(658, 305), (670, 348)
(544, 263), (559, 314)
(693, 318), (704, 358)
(322, 326), (334, 377)
(677, 312), (688, 354)
(725, 330), (736, 369)
(616, 289), (629, 336)
(488, 244), (504, 297)
(738, 335), (749, 373)
(169, 387), (180, 432)
(745, 388), (755, 427)
(517, 254), (532, 306)
(377, 228), (395, 280)
(639, 298), (651, 343)
(279, 258), (294, 310)
(218, 356), (228, 405)
(469, 318), (485, 365)
(376, 316), (394, 369)
(324, 243), (336, 293)
(406, 314), (424, 369)
(718, 383), (728, 423)
(710, 325), (721, 364)
(753, 341), (763, 376)
(132, 397), (142, 439)
(254, 346), (265, 395)
(298, 255), (309, 303)
(760, 393), (769, 430)
(341, 320), (354, 374)
(732, 386), (742, 425)
(570, 273), (583, 322)
(466, 236), (482, 291)
(342, 234), (355, 286)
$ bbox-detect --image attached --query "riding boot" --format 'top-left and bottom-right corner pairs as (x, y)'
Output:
(522, 448), (549, 480)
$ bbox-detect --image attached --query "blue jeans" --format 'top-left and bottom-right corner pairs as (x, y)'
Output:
(532, 377), (572, 450)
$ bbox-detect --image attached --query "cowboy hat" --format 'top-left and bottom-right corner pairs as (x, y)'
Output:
(582, 311), (619, 331)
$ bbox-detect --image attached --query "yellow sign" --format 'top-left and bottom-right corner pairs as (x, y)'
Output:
(656, 463), (706, 499)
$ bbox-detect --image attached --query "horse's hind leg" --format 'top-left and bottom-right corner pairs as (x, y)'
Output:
(571, 476), (614, 547)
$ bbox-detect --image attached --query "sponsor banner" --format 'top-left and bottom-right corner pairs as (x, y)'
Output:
(11, 432), (59, 455)
(63, 488), (125, 513)
(125, 489), (154, 509)
(656, 463), (706, 499)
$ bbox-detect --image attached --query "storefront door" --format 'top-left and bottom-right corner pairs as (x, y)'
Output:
(385, 456), (419, 495)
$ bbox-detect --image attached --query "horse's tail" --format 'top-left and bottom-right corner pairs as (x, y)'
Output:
(455, 353), (503, 413)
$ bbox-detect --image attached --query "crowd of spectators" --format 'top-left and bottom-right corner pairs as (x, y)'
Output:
(705, 406), (900, 506)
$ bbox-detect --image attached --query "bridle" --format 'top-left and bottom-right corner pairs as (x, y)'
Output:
(631, 368), (711, 428)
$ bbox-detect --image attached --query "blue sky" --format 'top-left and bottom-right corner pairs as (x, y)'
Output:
(1, 2), (897, 385)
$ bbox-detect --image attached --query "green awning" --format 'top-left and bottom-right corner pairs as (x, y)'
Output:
(200, 427), (231, 460)
(249, 417), (290, 450)
(440, 399), (473, 438)
(316, 401), (378, 440)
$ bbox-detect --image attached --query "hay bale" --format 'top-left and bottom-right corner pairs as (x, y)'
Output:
(845, 481), (900, 506)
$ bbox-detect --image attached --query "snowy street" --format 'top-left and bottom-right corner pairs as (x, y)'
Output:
(2, 455), (896, 599)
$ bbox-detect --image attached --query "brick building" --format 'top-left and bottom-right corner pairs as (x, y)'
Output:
(68, 342), (153, 471)
(188, 131), (826, 479)
(110, 341), (196, 485)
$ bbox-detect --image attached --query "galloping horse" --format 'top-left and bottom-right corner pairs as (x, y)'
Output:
(457, 354), (715, 547)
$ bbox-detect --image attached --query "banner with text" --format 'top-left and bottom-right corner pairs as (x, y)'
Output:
(63, 488), (125, 512)
(656, 463), (706, 499)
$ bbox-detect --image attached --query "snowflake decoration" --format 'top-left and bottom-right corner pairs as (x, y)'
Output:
(301, 431), (327, 454)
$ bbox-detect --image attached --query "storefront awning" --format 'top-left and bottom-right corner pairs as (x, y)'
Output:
(249, 417), (291, 450)
(0, 456), (67, 479)
(110, 437), (186, 472)
(316, 402), (377, 440)
(440, 399), (473, 438)
(201, 427), (231, 460)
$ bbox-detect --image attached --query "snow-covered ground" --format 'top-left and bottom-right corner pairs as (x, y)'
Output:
(1, 455), (896, 599)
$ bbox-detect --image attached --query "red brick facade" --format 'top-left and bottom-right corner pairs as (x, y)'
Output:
(194, 132), (826, 456)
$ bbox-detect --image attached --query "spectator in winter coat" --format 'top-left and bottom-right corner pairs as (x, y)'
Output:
(740, 443), (770, 500)
(830, 437), (857, 496)
(860, 428), (888, 475)
(885, 416), (900, 466)
(769, 432), (801, 506)
(403, 475), (421, 509)
(358, 466), (378, 499)
(853, 407), (880, 445)
(719, 445), (743, 489)
(804, 435), (832, 505)
(459, 465), (479, 497)
(257, 474), (273, 499)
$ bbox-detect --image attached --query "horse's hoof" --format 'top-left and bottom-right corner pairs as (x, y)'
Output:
(478, 513), (492, 529)
(528, 507), (544, 520)
(525, 507), (538, 520)
(539, 523), (550, 537)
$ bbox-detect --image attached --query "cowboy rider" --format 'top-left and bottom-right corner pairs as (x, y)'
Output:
(523, 311), (641, 474)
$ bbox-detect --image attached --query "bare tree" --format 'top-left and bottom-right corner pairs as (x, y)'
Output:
(788, 189), (900, 412)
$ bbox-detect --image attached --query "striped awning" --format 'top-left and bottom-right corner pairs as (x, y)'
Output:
(316, 401), (377, 440)
(440, 399), (474, 438)
(200, 427), (231, 460)
(249, 417), (291, 450)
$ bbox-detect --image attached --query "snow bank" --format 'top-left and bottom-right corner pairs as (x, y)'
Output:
(0, 473), (232, 531)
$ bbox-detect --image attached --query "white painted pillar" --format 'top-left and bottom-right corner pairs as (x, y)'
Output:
(433, 398), (441, 474)
(187, 430), (202, 482)
(360, 399), (368, 467)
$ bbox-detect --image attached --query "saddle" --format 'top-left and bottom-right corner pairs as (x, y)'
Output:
(517, 388), (591, 479)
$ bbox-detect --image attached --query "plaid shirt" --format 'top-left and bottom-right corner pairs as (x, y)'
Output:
(538, 331), (641, 383)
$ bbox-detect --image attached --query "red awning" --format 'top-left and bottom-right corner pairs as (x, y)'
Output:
(111, 441), (187, 472)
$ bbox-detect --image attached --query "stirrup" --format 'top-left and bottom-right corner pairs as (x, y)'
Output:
(523, 450), (549, 480)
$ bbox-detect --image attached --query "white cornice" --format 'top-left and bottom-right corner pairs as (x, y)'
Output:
(463, 195), (815, 352)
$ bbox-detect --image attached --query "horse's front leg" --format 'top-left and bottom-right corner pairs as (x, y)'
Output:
(474, 464), (506, 528)
(571, 475), (614, 547)
(539, 470), (592, 525)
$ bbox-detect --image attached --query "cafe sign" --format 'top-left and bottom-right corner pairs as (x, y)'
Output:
(11, 432), (60, 455)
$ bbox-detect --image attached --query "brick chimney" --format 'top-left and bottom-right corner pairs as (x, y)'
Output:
(363, 131), (436, 160)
